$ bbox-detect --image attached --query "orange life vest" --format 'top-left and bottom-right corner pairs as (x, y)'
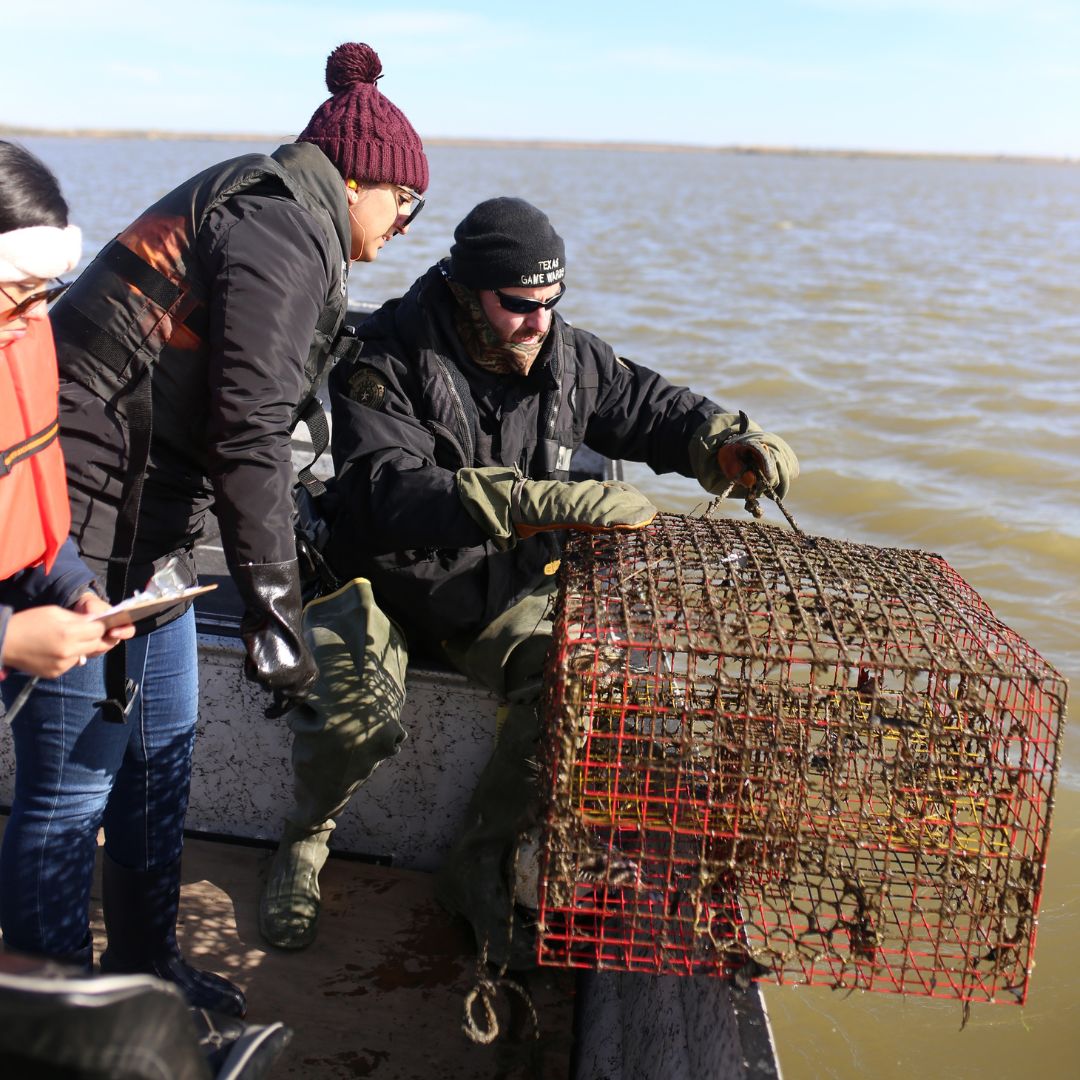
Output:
(0, 318), (71, 580)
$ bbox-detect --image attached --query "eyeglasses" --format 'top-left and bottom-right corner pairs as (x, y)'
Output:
(347, 179), (425, 230)
(492, 282), (565, 315)
(393, 185), (425, 228)
(0, 279), (71, 323)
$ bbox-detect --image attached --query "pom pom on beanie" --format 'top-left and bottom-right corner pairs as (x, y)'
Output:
(298, 42), (428, 193)
(325, 41), (382, 92)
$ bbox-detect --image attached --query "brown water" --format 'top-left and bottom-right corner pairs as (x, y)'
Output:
(24, 136), (1080, 1078)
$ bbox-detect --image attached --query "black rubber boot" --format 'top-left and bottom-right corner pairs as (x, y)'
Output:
(99, 853), (247, 1018)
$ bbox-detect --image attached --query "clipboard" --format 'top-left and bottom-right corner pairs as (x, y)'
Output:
(92, 584), (218, 629)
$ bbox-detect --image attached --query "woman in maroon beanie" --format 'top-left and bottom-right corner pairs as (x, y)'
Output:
(0, 42), (427, 1018)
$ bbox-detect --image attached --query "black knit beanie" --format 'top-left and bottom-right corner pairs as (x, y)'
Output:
(449, 197), (566, 289)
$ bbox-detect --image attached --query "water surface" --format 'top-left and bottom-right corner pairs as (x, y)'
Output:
(22, 136), (1080, 1079)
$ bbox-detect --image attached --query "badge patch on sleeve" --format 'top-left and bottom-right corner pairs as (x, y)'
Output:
(347, 368), (387, 410)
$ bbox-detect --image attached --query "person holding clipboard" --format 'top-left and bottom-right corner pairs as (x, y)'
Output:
(0, 141), (134, 934)
(5, 42), (429, 1018)
(0, 142), (135, 681)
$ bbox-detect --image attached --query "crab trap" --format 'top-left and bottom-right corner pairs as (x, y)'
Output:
(534, 513), (1066, 1005)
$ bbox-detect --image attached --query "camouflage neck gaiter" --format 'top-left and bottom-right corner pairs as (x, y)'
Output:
(446, 279), (548, 377)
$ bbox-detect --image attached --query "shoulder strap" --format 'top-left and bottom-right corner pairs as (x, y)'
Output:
(0, 418), (59, 477)
(293, 326), (364, 496)
(537, 321), (576, 479)
(295, 397), (330, 497)
(99, 366), (152, 723)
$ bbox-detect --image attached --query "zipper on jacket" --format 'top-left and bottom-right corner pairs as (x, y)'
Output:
(434, 356), (475, 464)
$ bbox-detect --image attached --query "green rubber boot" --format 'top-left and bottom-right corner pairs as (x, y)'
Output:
(435, 587), (556, 972)
(258, 578), (409, 951)
(258, 822), (335, 950)
(434, 697), (544, 971)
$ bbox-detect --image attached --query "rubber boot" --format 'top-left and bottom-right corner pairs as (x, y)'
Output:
(99, 853), (247, 1018)
(258, 578), (408, 951)
(436, 614), (553, 972)
(258, 822), (334, 950)
(435, 697), (544, 971)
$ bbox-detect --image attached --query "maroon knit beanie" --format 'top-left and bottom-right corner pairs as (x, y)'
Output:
(297, 42), (429, 194)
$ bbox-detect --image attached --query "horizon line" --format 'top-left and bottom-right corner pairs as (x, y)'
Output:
(1, 123), (1075, 167)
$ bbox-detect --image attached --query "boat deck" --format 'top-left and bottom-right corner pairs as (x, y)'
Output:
(0, 816), (576, 1079)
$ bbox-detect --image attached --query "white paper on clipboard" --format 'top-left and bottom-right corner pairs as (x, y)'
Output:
(92, 584), (218, 629)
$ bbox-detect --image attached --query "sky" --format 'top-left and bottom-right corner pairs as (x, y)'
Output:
(4, 0), (1079, 159)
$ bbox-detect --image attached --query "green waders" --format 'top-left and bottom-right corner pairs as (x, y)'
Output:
(258, 568), (556, 966)
(434, 578), (557, 972)
(258, 578), (408, 949)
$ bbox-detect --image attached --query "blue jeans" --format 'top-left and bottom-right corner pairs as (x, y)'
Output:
(0, 608), (198, 959)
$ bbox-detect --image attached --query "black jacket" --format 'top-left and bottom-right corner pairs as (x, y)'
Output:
(325, 263), (723, 653)
(52, 143), (350, 605)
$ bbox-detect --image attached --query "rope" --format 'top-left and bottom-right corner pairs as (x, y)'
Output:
(461, 938), (539, 1045)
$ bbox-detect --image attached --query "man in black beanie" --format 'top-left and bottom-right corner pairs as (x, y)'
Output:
(258, 197), (799, 967)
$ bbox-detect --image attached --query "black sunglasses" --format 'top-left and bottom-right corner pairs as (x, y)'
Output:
(492, 281), (565, 315)
(0, 279), (71, 323)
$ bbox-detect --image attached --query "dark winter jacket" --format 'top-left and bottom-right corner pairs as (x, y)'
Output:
(50, 142), (351, 608)
(325, 262), (723, 654)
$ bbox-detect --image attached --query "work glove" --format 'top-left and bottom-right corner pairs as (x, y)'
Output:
(457, 466), (658, 550)
(689, 411), (799, 500)
(233, 559), (318, 717)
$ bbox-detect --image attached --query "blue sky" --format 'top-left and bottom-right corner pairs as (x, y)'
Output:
(5, 0), (1078, 158)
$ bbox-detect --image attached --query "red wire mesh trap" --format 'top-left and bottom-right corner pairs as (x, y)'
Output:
(534, 514), (1067, 1004)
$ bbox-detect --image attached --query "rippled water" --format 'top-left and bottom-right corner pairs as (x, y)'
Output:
(21, 136), (1080, 1079)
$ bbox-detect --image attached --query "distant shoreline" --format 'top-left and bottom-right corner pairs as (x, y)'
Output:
(0, 124), (1075, 167)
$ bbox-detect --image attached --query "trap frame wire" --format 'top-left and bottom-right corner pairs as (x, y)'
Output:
(534, 514), (1066, 1005)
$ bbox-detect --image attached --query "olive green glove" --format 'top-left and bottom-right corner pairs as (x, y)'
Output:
(689, 411), (799, 500)
(457, 466), (658, 550)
